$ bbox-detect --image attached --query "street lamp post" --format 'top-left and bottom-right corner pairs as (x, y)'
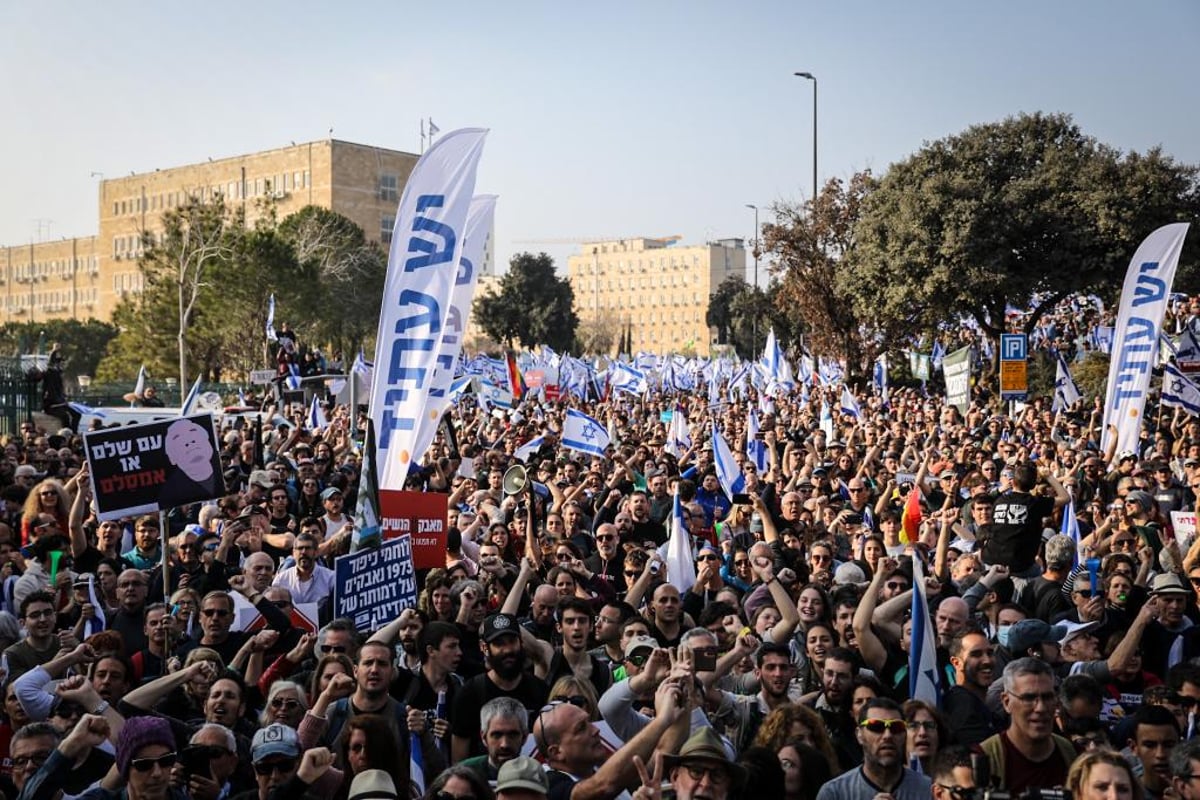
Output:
(745, 203), (760, 355)
(794, 72), (817, 202)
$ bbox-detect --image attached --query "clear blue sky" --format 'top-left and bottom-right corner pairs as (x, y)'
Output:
(2, 1), (1197, 276)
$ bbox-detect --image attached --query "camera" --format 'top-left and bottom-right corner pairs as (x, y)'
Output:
(964, 753), (1072, 800)
(649, 562), (661, 575)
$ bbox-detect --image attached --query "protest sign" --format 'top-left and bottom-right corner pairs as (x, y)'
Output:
(249, 369), (276, 385)
(334, 536), (418, 631)
(380, 489), (448, 570)
(84, 414), (225, 521)
(1172, 510), (1197, 550)
(943, 346), (972, 416)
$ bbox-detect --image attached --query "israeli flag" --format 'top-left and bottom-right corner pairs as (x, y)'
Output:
(83, 575), (107, 638)
(746, 409), (769, 472)
(761, 329), (794, 389)
(839, 386), (862, 419)
(352, 349), (374, 378)
(819, 398), (834, 438)
(1163, 364), (1200, 415)
(610, 362), (647, 396)
(514, 435), (546, 464)
(1061, 494), (1081, 569)
(931, 340), (946, 372)
(1053, 354), (1082, 412)
(69, 401), (104, 419)
(265, 294), (278, 342)
(448, 375), (472, 399)
(562, 408), (610, 457)
(237, 389), (247, 406)
(873, 356), (888, 405)
(711, 422), (745, 499)
(666, 407), (691, 459)
(285, 363), (302, 391)
(664, 494), (695, 595)
(410, 731), (425, 796)
(909, 557), (942, 705)
(179, 376), (202, 416)
(308, 395), (328, 430)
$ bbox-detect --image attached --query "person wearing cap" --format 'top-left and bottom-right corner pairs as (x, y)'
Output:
(1143, 573), (1198, 678)
(318, 487), (349, 539)
(451, 612), (549, 762)
(631, 727), (746, 800)
(243, 723), (332, 800)
(496, 755), (549, 800)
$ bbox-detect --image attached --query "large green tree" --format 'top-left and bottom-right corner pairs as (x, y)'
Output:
(473, 252), (578, 350)
(763, 170), (878, 370)
(843, 112), (1200, 347)
(705, 275), (775, 360)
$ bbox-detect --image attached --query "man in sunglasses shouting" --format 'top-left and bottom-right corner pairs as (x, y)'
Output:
(815, 697), (932, 800)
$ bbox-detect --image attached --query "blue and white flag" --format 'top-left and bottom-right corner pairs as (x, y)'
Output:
(265, 294), (277, 342)
(369, 128), (488, 491)
(839, 386), (862, 419)
(83, 574), (106, 638)
(1101, 223), (1191, 456)
(132, 365), (146, 407)
(610, 362), (648, 396)
(666, 406), (691, 459)
(931, 340), (946, 373)
(909, 556), (941, 705)
(1163, 363), (1200, 415)
(761, 329), (794, 389)
(873, 356), (888, 405)
(1053, 354), (1082, 413)
(409, 194), (496, 466)
(237, 389), (247, 406)
(410, 731), (425, 796)
(1061, 495), (1081, 569)
(285, 363), (302, 391)
(514, 435), (546, 464)
(1092, 326), (1114, 355)
(562, 408), (610, 457)
(351, 349), (374, 378)
(307, 395), (328, 430)
(69, 401), (105, 419)
(665, 494), (695, 595)
(179, 376), (202, 416)
(746, 409), (769, 472)
(819, 398), (834, 438)
(711, 422), (745, 499)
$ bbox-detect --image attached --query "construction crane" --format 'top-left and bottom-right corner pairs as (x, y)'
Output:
(512, 234), (682, 247)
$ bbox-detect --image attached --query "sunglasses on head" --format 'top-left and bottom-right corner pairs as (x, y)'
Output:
(131, 752), (178, 772)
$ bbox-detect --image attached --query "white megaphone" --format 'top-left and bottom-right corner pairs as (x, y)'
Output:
(502, 464), (550, 500)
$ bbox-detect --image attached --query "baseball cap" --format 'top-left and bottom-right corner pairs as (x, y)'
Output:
(251, 723), (300, 763)
(1007, 619), (1067, 655)
(834, 562), (867, 585)
(320, 487), (343, 501)
(496, 757), (549, 795)
(1118, 451), (1138, 463)
(249, 470), (274, 489)
(623, 635), (658, 659)
(481, 613), (520, 643)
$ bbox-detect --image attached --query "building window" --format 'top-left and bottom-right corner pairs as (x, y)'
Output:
(255, 178), (264, 196)
(303, 171), (310, 188)
(381, 215), (395, 244)
(294, 172), (302, 190)
(379, 174), (398, 202)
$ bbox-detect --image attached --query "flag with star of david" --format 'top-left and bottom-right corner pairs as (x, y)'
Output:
(562, 408), (610, 457)
(1163, 363), (1200, 415)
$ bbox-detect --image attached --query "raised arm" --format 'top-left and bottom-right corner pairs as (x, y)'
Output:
(852, 560), (893, 673)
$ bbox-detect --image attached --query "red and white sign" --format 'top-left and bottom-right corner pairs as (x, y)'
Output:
(380, 489), (448, 569)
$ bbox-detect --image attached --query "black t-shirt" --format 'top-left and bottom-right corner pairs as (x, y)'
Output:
(982, 491), (1054, 571)
(546, 770), (583, 800)
(942, 685), (999, 746)
(451, 671), (549, 758)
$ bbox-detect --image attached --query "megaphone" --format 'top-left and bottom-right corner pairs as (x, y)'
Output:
(502, 464), (550, 499)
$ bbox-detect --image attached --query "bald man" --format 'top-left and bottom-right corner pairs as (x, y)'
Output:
(521, 584), (560, 645)
(935, 597), (970, 649)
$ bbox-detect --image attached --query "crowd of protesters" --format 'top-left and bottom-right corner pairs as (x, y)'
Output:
(7, 300), (1200, 800)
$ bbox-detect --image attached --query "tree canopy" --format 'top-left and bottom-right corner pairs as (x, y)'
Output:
(842, 112), (1200, 344)
(472, 252), (578, 351)
(705, 275), (776, 360)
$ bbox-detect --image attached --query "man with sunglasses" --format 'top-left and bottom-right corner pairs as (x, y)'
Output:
(815, 698), (931, 800)
(929, 745), (977, 800)
(178, 582), (292, 664)
(583, 524), (623, 588)
(24, 715), (178, 800)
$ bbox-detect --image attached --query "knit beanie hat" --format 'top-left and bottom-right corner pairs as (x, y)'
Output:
(116, 717), (176, 778)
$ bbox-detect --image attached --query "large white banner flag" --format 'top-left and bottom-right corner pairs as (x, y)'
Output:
(1102, 223), (1190, 457)
(409, 194), (497, 464)
(369, 128), (489, 491)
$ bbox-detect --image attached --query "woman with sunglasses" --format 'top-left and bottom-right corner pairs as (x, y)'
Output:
(260, 680), (309, 729)
(20, 479), (71, 547)
(548, 676), (601, 721)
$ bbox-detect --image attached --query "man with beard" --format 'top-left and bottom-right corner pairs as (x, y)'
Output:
(584, 524), (623, 588)
(4, 592), (61, 680)
(108, 569), (152, 655)
(816, 698), (932, 800)
(589, 602), (633, 679)
(395, 621), (462, 743)
(1128, 705), (1180, 800)
(451, 613), (549, 762)
(525, 598), (612, 697)
(273, 533), (335, 607)
(711, 641), (797, 752)
(811, 647), (860, 768)
(318, 640), (445, 775)
(461, 697), (529, 784)
(369, 607), (426, 680)
(941, 630), (1000, 746)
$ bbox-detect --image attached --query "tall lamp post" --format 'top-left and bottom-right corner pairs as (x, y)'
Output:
(794, 72), (817, 202)
(745, 203), (760, 355)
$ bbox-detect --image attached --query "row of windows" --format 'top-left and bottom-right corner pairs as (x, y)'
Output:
(593, 291), (704, 306)
(113, 272), (144, 292)
(4, 287), (100, 311)
(110, 171), (312, 217)
(114, 235), (145, 257)
(589, 255), (703, 272)
(594, 310), (704, 324)
(5, 257), (100, 281)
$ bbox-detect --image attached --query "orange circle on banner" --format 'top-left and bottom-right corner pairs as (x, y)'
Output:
(1129, 408), (1139, 418)
(398, 450), (410, 464)
(430, 410), (439, 420)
